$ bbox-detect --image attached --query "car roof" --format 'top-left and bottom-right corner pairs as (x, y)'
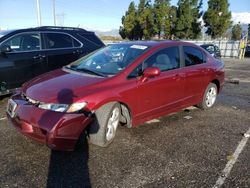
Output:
(0, 30), (17, 36)
(117, 40), (197, 48)
(200, 44), (216, 47)
(1, 26), (94, 35)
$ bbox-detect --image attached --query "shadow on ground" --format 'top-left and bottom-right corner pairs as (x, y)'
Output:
(46, 137), (91, 188)
(39, 88), (92, 188)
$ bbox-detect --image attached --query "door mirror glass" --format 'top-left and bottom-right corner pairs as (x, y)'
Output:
(0, 45), (11, 53)
(141, 67), (160, 82)
(143, 67), (161, 77)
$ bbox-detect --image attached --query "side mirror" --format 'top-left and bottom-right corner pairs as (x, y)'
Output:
(141, 67), (161, 82)
(0, 45), (11, 54)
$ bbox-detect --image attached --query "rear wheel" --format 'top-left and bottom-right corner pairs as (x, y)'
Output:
(88, 102), (120, 147)
(198, 83), (217, 109)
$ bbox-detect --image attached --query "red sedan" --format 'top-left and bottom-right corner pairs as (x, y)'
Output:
(6, 41), (224, 150)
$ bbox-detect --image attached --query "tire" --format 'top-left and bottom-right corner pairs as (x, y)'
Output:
(88, 102), (121, 147)
(197, 83), (217, 110)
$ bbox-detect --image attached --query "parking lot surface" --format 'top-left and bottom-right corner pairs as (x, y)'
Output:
(0, 58), (250, 188)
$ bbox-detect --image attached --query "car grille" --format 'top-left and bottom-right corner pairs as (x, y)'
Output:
(22, 93), (40, 106)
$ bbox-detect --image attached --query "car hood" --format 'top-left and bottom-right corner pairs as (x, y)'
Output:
(22, 68), (106, 104)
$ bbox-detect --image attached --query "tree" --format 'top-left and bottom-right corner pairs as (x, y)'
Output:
(169, 6), (177, 39)
(119, 25), (126, 39)
(231, 23), (242, 40)
(203, 0), (231, 39)
(174, 0), (202, 39)
(119, 0), (156, 40)
(137, 0), (157, 39)
(191, 0), (203, 39)
(119, 2), (138, 40)
(153, 0), (171, 39)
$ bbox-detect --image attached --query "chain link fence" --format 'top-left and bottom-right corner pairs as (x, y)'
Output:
(186, 40), (241, 58)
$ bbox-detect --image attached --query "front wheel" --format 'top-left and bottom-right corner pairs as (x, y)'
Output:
(197, 83), (217, 110)
(88, 102), (121, 147)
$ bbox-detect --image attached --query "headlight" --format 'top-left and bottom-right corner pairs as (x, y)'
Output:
(67, 102), (88, 113)
(38, 102), (87, 113)
(38, 103), (69, 112)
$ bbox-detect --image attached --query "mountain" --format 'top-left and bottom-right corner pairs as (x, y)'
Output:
(93, 29), (120, 37)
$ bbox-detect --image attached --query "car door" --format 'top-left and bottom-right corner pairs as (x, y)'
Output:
(131, 46), (185, 120)
(42, 32), (83, 71)
(181, 46), (209, 105)
(0, 32), (47, 90)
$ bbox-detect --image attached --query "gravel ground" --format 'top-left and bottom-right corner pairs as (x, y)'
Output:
(0, 58), (249, 188)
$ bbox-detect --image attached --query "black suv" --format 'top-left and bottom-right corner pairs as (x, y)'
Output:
(0, 26), (104, 95)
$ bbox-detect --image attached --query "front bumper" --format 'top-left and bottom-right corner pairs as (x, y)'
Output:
(6, 94), (93, 151)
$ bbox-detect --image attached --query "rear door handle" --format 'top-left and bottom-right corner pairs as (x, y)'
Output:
(33, 54), (46, 60)
(178, 73), (185, 78)
(73, 49), (82, 55)
(172, 74), (180, 80)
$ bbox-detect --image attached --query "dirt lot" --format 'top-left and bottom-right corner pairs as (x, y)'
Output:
(0, 58), (249, 188)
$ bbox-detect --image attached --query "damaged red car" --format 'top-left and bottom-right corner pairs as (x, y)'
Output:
(6, 41), (224, 151)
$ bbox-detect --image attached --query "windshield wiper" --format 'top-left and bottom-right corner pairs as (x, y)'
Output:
(67, 66), (107, 77)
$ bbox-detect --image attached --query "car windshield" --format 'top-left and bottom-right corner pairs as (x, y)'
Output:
(68, 43), (150, 76)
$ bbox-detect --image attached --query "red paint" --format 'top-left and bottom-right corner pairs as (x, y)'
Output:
(7, 41), (224, 150)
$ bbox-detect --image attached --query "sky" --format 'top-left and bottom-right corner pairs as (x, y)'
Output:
(0, 0), (250, 31)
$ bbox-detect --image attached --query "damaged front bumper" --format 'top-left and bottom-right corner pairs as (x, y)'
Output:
(6, 93), (93, 151)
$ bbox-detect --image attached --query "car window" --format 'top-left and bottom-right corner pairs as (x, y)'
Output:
(77, 33), (104, 47)
(215, 46), (220, 53)
(204, 45), (214, 54)
(144, 46), (180, 71)
(128, 46), (180, 79)
(73, 38), (81, 47)
(184, 46), (204, 66)
(44, 33), (75, 49)
(1, 33), (41, 52)
(127, 64), (143, 79)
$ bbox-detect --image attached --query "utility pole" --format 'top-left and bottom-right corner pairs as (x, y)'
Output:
(36, 0), (42, 26)
(56, 12), (66, 26)
(52, 0), (56, 26)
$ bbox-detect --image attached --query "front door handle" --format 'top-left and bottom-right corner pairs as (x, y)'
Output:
(201, 68), (209, 73)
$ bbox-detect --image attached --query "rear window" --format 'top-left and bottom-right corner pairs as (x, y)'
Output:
(77, 33), (104, 47)
(44, 33), (80, 49)
(184, 46), (204, 66)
